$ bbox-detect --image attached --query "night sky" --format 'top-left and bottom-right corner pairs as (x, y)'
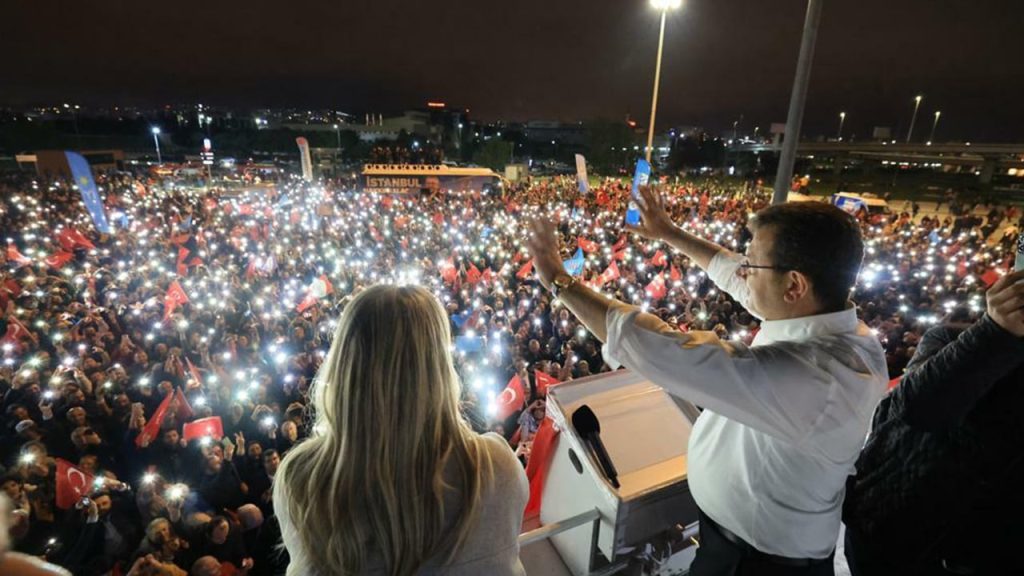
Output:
(4, 0), (1023, 141)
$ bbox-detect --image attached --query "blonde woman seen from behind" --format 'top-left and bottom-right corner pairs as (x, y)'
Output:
(274, 285), (529, 576)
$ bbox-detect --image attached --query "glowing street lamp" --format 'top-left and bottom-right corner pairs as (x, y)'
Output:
(837, 111), (846, 140)
(929, 111), (942, 144)
(333, 124), (341, 151)
(906, 95), (923, 143)
(151, 127), (162, 164)
(645, 0), (683, 164)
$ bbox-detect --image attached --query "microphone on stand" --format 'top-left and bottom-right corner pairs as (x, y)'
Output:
(571, 404), (620, 489)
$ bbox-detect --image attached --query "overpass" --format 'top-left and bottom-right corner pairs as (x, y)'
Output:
(730, 141), (1024, 183)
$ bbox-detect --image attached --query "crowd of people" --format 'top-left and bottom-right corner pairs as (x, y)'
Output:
(0, 166), (1021, 575)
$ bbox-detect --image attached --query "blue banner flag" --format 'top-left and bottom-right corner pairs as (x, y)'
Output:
(928, 230), (940, 245)
(575, 154), (589, 194)
(563, 248), (585, 277)
(65, 151), (112, 234)
(451, 313), (468, 329)
(631, 159), (651, 201)
(626, 159), (651, 226)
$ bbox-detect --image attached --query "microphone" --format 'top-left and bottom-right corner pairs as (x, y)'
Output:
(571, 404), (620, 489)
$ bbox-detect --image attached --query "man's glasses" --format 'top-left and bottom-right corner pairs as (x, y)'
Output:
(738, 259), (790, 276)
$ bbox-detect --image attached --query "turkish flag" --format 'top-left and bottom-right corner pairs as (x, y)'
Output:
(670, 265), (682, 283)
(440, 257), (458, 284)
(316, 274), (334, 296)
(481, 267), (494, 284)
(136, 391), (174, 448)
(578, 238), (599, 253)
(981, 268), (1004, 288)
(601, 261), (621, 284)
(296, 294), (318, 314)
(6, 244), (31, 267)
(182, 416), (224, 442)
(185, 357), (204, 388)
(516, 260), (534, 280)
(57, 228), (94, 252)
(535, 370), (561, 397)
(466, 263), (482, 285)
(172, 387), (193, 421)
(523, 417), (559, 520)
(44, 251), (75, 270)
(164, 281), (189, 321)
(645, 273), (667, 300)
(612, 250), (627, 261)
(650, 250), (668, 268)
(296, 275), (333, 313)
(611, 235), (628, 252)
(56, 458), (96, 510)
(495, 375), (526, 421)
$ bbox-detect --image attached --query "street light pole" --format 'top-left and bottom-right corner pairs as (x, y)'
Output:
(772, 0), (824, 205)
(837, 112), (846, 140)
(333, 124), (341, 150)
(638, 0), (679, 163)
(929, 111), (942, 143)
(906, 95), (922, 143)
(151, 127), (162, 164)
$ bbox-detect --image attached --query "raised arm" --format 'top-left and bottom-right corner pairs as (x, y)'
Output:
(629, 185), (724, 271)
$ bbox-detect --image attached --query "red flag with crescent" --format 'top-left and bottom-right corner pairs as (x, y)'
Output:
(56, 458), (96, 510)
(172, 387), (193, 421)
(535, 370), (561, 397)
(164, 281), (189, 321)
(645, 272), (667, 300)
(182, 416), (224, 442)
(45, 251), (75, 270)
(6, 244), (31, 267)
(439, 257), (458, 284)
(185, 357), (204, 389)
(494, 375), (526, 421)
(523, 417), (559, 520)
(601, 261), (621, 284)
(516, 260), (534, 280)
(136, 390), (174, 448)
(577, 238), (599, 253)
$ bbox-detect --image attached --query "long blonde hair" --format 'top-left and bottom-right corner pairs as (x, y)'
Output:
(277, 285), (488, 575)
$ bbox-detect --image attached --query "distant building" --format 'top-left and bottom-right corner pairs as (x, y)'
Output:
(522, 121), (586, 146)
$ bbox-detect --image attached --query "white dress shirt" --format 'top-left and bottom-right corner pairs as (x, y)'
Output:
(602, 250), (887, 559)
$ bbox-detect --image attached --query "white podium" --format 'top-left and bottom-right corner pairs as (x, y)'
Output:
(520, 369), (701, 576)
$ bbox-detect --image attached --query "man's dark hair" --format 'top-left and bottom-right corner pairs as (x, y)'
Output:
(262, 449), (279, 462)
(751, 202), (864, 312)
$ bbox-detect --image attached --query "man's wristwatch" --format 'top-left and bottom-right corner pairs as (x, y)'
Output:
(550, 273), (578, 298)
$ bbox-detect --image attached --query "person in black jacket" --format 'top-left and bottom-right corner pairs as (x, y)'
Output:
(843, 269), (1024, 575)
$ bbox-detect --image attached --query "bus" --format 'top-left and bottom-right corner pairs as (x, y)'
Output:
(361, 164), (502, 195)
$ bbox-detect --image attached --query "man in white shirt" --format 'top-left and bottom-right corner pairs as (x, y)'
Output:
(526, 186), (888, 576)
